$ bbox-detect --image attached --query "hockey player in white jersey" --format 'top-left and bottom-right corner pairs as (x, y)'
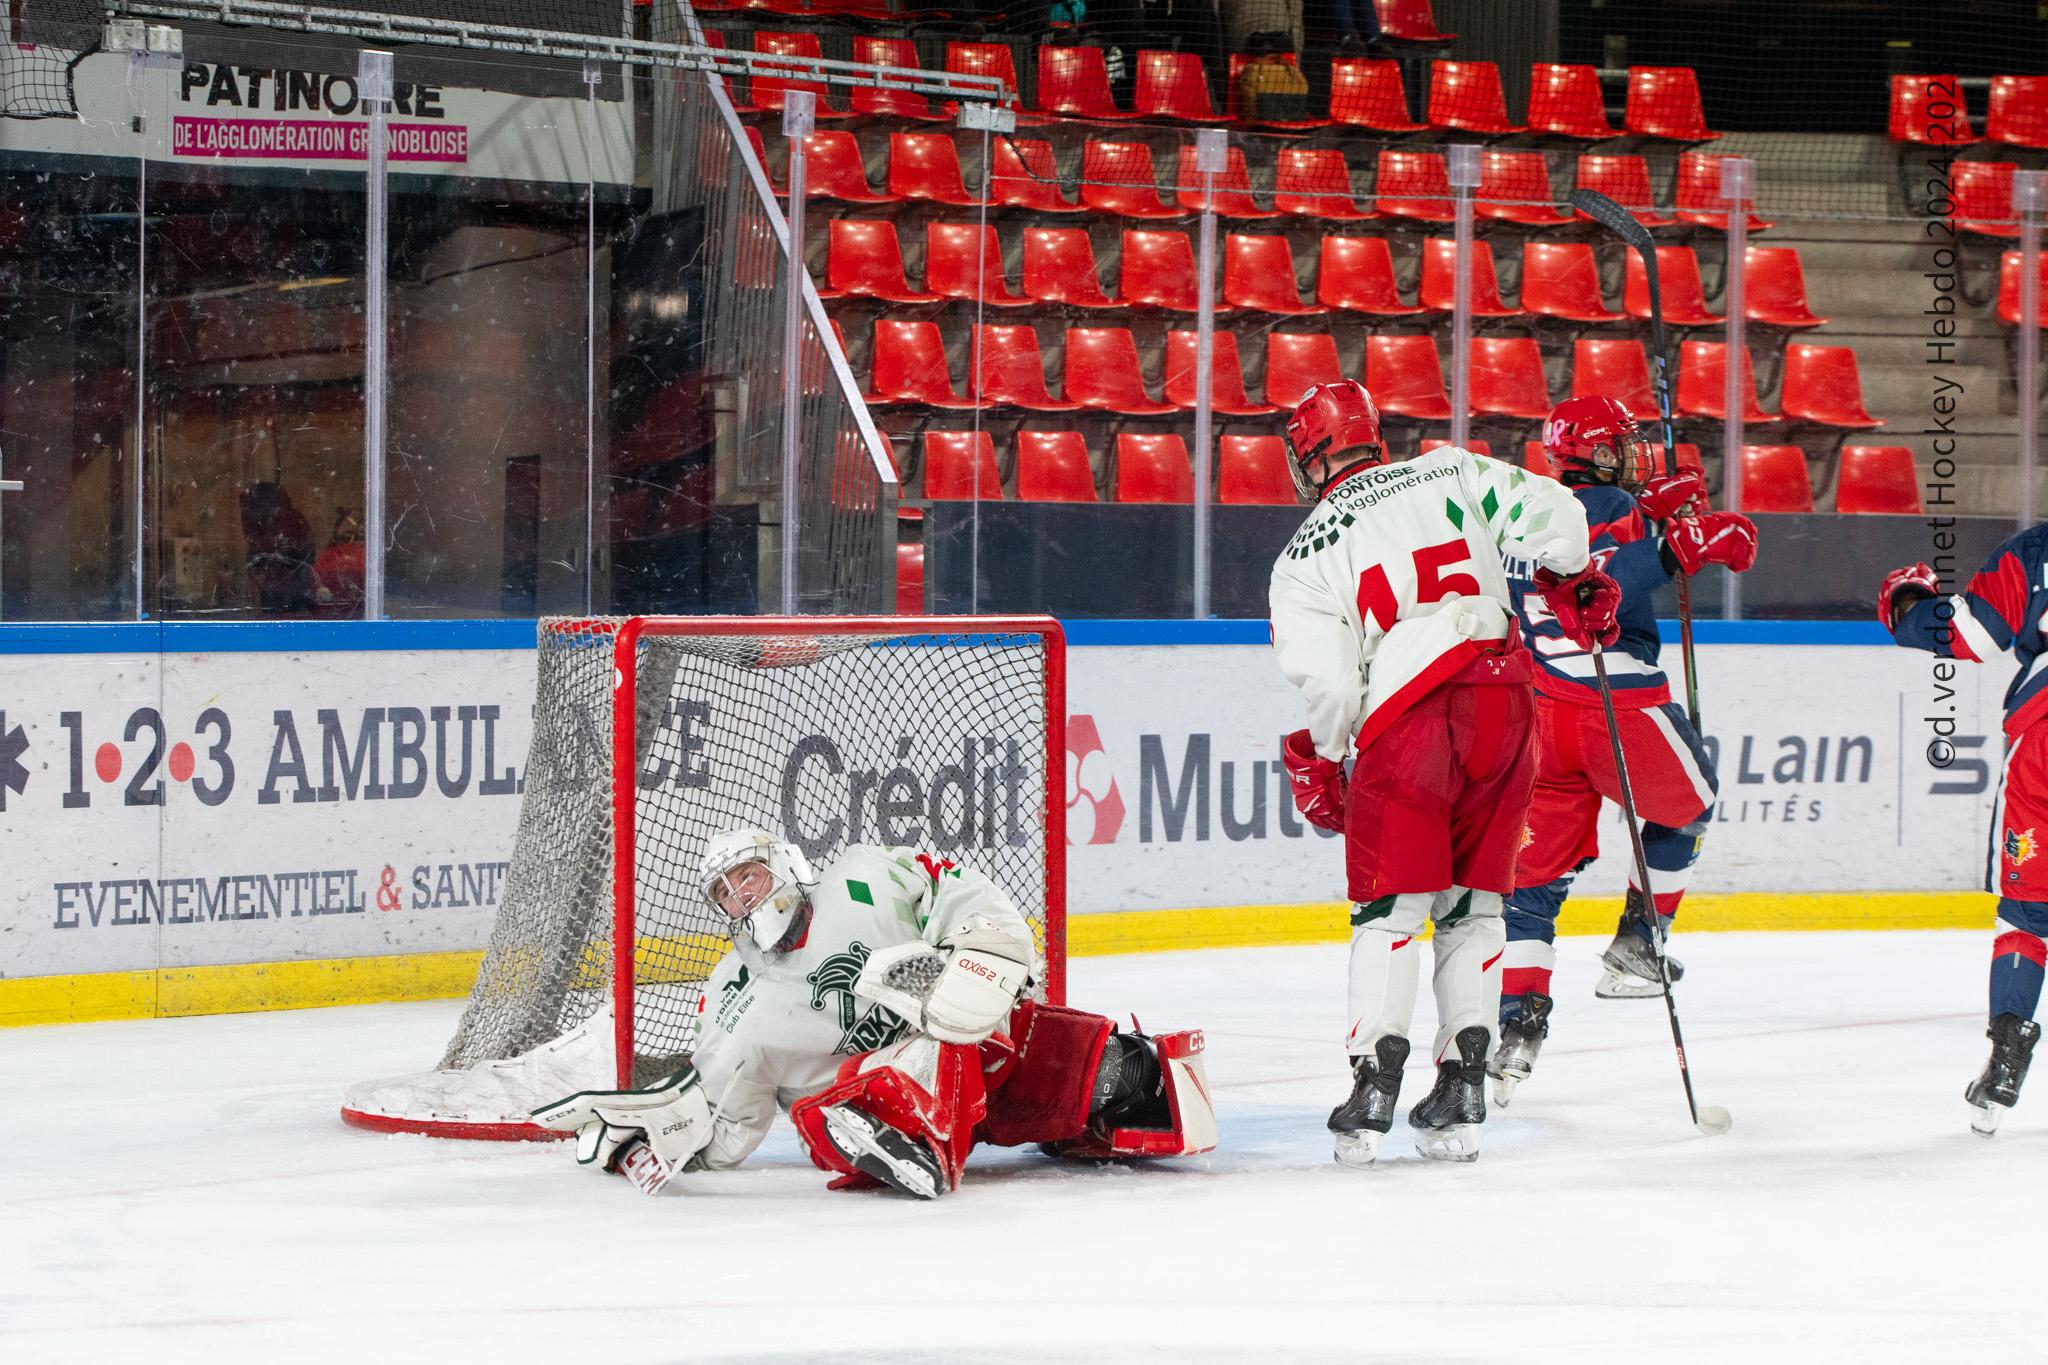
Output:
(533, 828), (1215, 1198)
(1269, 382), (1619, 1165)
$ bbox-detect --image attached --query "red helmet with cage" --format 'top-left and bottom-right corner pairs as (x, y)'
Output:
(1285, 381), (1387, 500)
(1542, 396), (1655, 491)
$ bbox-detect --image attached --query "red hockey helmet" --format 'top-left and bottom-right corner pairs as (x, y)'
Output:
(1285, 381), (1386, 500)
(1542, 396), (1655, 491)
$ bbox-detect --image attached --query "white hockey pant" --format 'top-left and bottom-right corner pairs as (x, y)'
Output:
(1346, 887), (1506, 1066)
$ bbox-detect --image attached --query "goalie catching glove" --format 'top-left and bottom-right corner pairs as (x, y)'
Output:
(856, 914), (1034, 1044)
(531, 1065), (714, 1196)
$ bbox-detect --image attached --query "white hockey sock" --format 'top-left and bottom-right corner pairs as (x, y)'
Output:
(1345, 892), (1432, 1056)
(1429, 886), (1506, 1064)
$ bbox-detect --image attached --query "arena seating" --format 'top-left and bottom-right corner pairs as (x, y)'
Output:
(1468, 337), (1553, 420)
(1218, 436), (1298, 505)
(1015, 431), (1098, 501)
(1953, 161), (2020, 238)
(1743, 247), (1829, 329)
(1274, 149), (1372, 220)
(1374, 0), (1456, 46)
(1429, 61), (1522, 136)
(1575, 156), (1674, 228)
(1570, 339), (1656, 416)
(1021, 228), (1117, 307)
(1080, 141), (1180, 218)
(1736, 446), (1816, 513)
(991, 139), (1082, 213)
(1119, 229), (1201, 310)
(821, 220), (936, 303)
(1779, 344), (1882, 429)
(1527, 64), (1617, 139)
(924, 223), (1029, 307)
(1834, 446), (1924, 515)
(1625, 247), (1721, 326)
(1317, 236), (1421, 314)
(1420, 237), (1517, 317)
(1522, 242), (1623, 323)
(1677, 342), (1776, 422)
(1264, 331), (1345, 410)
(850, 37), (938, 121)
(922, 431), (1002, 500)
(1064, 327), (1178, 416)
(1888, 75), (1977, 145)
(1625, 67), (1720, 141)
(1164, 331), (1275, 414)
(1477, 151), (1570, 226)
(1987, 76), (2048, 149)
(1175, 145), (1276, 217)
(1365, 335), (1453, 419)
(1114, 434), (1196, 503)
(972, 325), (1080, 411)
(1037, 45), (1135, 121)
(1999, 251), (2048, 327)
(1225, 234), (1324, 315)
(887, 132), (980, 206)
(1328, 58), (1425, 133)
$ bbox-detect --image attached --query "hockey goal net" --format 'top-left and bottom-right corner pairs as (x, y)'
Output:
(342, 615), (1066, 1140)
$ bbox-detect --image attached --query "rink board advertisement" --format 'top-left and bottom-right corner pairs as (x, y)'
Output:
(0, 623), (2006, 1009)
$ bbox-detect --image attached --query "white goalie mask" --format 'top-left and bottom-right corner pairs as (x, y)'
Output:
(699, 827), (818, 954)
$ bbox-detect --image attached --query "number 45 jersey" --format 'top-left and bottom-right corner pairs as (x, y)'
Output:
(1269, 448), (1592, 763)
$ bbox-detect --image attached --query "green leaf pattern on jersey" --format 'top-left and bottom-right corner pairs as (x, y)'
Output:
(806, 941), (913, 1056)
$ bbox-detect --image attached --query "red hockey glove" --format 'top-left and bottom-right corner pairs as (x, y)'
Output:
(1877, 562), (1940, 630)
(1535, 565), (1623, 650)
(1281, 729), (1347, 833)
(1664, 510), (1758, 575)
(1635, 469), (1709, 523)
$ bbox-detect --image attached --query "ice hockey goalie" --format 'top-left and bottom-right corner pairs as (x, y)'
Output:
(532, 829), (1216, 1198)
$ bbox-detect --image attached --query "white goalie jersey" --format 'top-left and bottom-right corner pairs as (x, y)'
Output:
(686, 845), (1037, 1169)
(1269, 449), (1591, 761)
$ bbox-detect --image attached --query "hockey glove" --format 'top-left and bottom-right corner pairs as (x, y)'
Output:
(1634, 469), (1709, 523)
(1664, 510), (1758, 576)
(857, 916), (1033, 1045)
(1535, 565), (1623, 650)
(531, 1065), (714, 1195)
(1281, 729), (1347, 833)
(1878, 561), (1940, 630)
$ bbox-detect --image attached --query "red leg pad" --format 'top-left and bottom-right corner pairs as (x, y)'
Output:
(977, 999), (1116, 1148)
(1051, 1027), (1218, 1160)
(790, 1036), (986, 1193)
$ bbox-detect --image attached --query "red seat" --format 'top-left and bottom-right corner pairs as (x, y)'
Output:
(1226, 234), (1324, 315)
(1744, 246), (1828, 328)
(1422, 437), (1494, 457)
(1528, 64), (1616, 139)
(749, 32), (843, 117)
(1227, 53), (1330, 130)
(745, 125), (782, 196)
(991, 138), (1082, 214)
(1780, 344), (1882, 429)
(821, 221), (938, 303)
(1420, 237), (1518, 318)
(1022, 227), (1118, 309)
(1274, 148), (1371, 220)
(972, 324), (1082, 411)
(1081, 141), (1180, 219)
(1523, 242), (1622, 323)
(1955, 161), (2020, 238)
(1365, 335), (1452, 419)
(1114, 433), (1195, 504)
(1373, 0), (1455, 44)
(1987, 76), (2048, 149)
(1521, 441), (1557, 478)
(1625, 66), (1719, 142)
(922, 431), (1004, 500)
(802, 131), (892, 204)
(1999, 249), (2048, 326)
(1429, 61), (1523, 135)
(1175, 144), (1277, 218)
(888, 133), (981, 207)
(1676, 341), (1776, 422)
(1375, 149), (1456, 222)
(925, 223), (1029, 308)
(1063, 327), (1177, 415)
(1835, 445), (1923, 515)
(1135, 50), (1220, 122)
(1477, 150), (1570, 226)
(1263, 331), (1345, 410)
(1329, 58), (1425, 133)
(1570, 338), (1656, 418)
(865, 320), (976, 408)
(1119, 229), (1200, 311)
(1318, 235), (1421, 315)
(1165, 330), (1275, 415)
(1624, 245), (1720, 326)
(1675, 153), (1774, 232)
(946, 42), (1024, 110)
(1037, 45), (1136, 120)
(1016, 431), (1099, 502)
(1575, 154), (1673, 228)
(896, 542), (924, 615)
(1219, 435), (1300, 504)
(1736, 445), (1814, 513)
(850, 38), (942, 122)
(1889, 75), (1976, 146)
(1469, 337), (1553, 419)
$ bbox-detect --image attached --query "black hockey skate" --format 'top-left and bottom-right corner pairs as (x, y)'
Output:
(818, 1103), (947, 1199)
(1487, 992), (1553, 1107)
(1408, 1026), (1490, 1162)
(1597, 894), (1683, 999)
(1965, 1013), (2041, 1137)
(1328, 1035), (1410, 1168)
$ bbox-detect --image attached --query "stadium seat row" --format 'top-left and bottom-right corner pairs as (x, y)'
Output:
(701, 0), (1459, 44)
(1889, 74), (2048, 149)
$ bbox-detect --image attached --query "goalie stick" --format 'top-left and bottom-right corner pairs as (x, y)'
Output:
(1590, 640), (1732, 1137)
(1569, 187), (1704, 732)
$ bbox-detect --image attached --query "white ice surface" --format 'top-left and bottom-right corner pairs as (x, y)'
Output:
(6, 931), (2047, 1363)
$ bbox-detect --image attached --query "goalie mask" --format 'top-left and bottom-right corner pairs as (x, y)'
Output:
(1543, 396), (1655, 492)
(1284, 381), (1387, 501)
(699, 827), (818, 954)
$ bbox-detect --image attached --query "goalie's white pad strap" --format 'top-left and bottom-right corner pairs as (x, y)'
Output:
(923, 945), (1032, 1044)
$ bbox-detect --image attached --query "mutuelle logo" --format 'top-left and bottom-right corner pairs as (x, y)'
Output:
(1066, 714), (1125, 846)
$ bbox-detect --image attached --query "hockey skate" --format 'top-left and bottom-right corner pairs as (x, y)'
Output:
(1408, 1026), (1489, 1162)
(1965, 1013), (2041, 1137)
(1487, 993), (1553, 1107)
(1328, 1035), (1409, 1168)
(1596, 899), (1683, 999)
(817, 1103), (946, 1199)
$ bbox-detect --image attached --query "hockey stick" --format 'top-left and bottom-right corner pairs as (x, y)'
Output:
(1569, 188), (1703, 732)
(1589, 641), (1732, 1137)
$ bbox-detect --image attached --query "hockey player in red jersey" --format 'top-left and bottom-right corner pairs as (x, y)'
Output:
(532, 829), (1215, 1197)
(1269, 382), (1618, 1165)
(1882, 528), (2048, 1135)
(1494, 398), (1757, 1103)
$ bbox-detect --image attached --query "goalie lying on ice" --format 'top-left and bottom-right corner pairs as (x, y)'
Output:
(532, 828), (1215, 1198)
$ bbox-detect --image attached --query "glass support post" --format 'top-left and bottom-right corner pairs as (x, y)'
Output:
(359, 49), (394, 620)
(779, 90), (816, 615)
(2016, 171), (2045, 530)
(1718, 156), (1754, 621)
(1192, 128), (1226, 620)
(1446, 145), (1480, 450)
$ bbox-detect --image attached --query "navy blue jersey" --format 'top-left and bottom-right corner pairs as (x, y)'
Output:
(1510, 483), (1671, 709)
(1893, 522), (2048, 738)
